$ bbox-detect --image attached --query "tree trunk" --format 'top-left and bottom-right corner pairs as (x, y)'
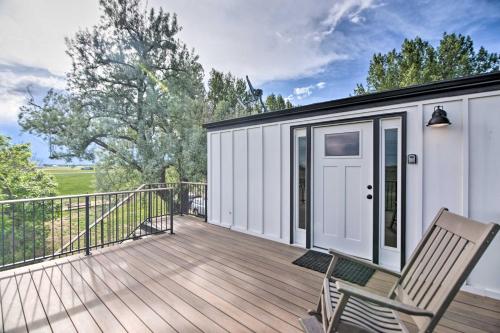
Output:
(156, 165), (169, 202)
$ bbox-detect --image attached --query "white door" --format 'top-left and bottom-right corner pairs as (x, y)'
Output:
(313, 122), (373, 260)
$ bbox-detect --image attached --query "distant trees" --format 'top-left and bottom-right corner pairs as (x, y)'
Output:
(206, 69), (257, 121)
(355, 33), (500, 95)
(265, 93), (293, 111)
(207, 69), (294, 120)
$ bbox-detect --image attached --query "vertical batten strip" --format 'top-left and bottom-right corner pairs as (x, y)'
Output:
(279, 124), (283, 240)
(245, 128), (249, 231)
(261, 126), (264, 235)
(462, 97), (469, 218)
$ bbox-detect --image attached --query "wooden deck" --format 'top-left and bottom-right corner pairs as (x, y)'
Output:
(0, 216), (498, 332)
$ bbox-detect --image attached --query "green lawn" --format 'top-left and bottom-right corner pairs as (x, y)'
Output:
(42, 167), (96, 195)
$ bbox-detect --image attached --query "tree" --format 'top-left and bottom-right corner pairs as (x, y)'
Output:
(265, 93), (293, 111)
(206, 69), (294, 118)
(206, 69), (259, 121)
(19, 0), (205, 185)
(0, 135), (57, 201)
(0, 134), (58, 265)
(355, 33), (500, 95)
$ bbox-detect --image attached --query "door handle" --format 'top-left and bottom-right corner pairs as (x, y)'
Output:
(366, 194), (373, 199)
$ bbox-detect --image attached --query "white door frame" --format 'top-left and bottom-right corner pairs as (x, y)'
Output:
(293, 128), (307, 246)
(378, 117), (403, 270)
(289, 113), (406, 269)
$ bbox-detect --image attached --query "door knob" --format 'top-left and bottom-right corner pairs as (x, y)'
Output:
(366, 194), (373, 199)
(367, 185), (372, 190)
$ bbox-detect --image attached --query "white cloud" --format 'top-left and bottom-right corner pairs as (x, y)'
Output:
(293, 85), (314, 100)
(152, 0), (374, 83)
(316, 82), (327, 89)
(292, 81), (327, 100)
(0, 0), (100, 76)
(0, 93), (25, 123)
(0, 65), (66, 123)
(0, 0), (376, 88)
(320, 0), (377, 37)
(0, 70), (66, 91)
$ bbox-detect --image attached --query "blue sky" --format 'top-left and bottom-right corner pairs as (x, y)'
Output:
(1, 0), (499, 164)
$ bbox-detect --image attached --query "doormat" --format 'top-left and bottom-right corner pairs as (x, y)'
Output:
(292, 250), (375, 286)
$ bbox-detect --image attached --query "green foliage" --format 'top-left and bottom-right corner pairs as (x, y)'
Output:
(355, 33), (500, 95)
(0, 135), (58, 266)
(94, 153), (141, 191)
(0, 135), (58, 201)
(206, 69), (260, 121)
(19, 0), (205, 186)
(265, 93), (293, 111)
(206, 69), (293, 120)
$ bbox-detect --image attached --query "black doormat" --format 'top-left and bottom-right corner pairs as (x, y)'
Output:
(292, 250), (375, 286)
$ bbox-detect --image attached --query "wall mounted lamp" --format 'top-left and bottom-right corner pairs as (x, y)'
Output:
(427, 105), (451, 128)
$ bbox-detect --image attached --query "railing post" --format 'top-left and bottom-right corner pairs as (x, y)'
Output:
(204, 184), (208, 222)
(100, 195), (104, 248)
(169, 189), (174, 234)
(85, 195), (90, 256)
(148, 191), (152, 224)
(179, 182), (183, 216)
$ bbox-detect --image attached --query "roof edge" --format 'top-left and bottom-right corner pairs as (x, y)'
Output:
(203, 71), (500, 131)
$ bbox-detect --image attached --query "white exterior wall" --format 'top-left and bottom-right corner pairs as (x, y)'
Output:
(207, 89), (500, 298)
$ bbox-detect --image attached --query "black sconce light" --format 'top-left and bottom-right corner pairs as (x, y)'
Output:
(426, 105), (451, 128)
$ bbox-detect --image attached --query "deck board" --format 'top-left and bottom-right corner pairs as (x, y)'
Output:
(55, 260), (126, 332)
(0, 215), (498, 332)
(41, 264), (101, 332)
(67, 258), (152, 332)
(15, 272), (51, 333)
(30, 267), (76, 332)
(1, 275), (27, 332)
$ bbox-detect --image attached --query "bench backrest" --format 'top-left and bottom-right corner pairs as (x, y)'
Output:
(392, 208), (499, 332)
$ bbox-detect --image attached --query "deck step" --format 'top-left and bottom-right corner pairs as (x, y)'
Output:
(133, 219), (169, 237)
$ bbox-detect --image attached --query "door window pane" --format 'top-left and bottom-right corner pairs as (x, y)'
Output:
(325, 132), (359, 156)
(298, 136), (307, 229)
(384, 129), (398, 248)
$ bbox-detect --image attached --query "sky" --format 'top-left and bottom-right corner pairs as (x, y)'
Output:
(0, 0), (499, 164)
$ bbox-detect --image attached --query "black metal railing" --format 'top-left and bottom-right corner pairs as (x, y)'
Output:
(385, 180), (397, 211)
(0, 186), (174, 271)
(163, 182), (207, 221)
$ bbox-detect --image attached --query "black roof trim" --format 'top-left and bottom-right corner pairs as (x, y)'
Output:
(204, 71), (500, 131)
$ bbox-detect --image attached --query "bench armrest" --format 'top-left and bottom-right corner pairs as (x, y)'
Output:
(329, 248), (401, 278)
(336, 281), (434, 317)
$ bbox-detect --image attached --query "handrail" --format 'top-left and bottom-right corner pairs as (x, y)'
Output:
(0, 186), (173, 204)
(178, 181), (207, 186)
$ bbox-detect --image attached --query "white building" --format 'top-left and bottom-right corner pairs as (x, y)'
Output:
(204, 72), (500, 299)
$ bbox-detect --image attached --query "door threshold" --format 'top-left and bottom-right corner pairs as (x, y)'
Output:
(311, 247), (329, 254)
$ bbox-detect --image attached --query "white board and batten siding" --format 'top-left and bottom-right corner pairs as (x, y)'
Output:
(207, 89), (500, 299)
(209, 125), (284, 241)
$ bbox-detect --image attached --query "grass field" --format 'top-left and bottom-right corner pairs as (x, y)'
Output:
(42, 166), (96, 195)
